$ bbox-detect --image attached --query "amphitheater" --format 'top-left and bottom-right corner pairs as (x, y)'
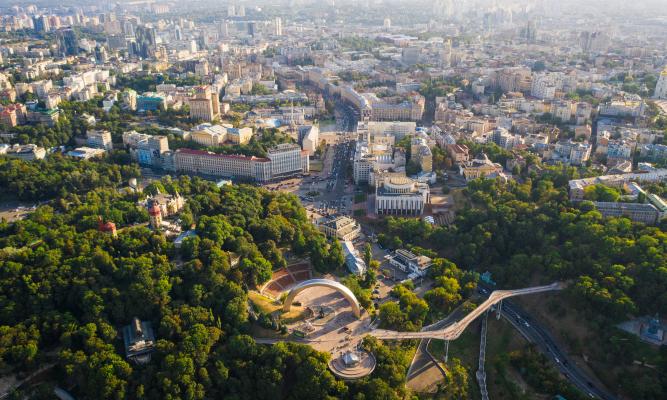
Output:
(260, 262), (313, 298)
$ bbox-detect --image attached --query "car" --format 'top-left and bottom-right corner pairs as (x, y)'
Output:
(523, 321), (530, 327)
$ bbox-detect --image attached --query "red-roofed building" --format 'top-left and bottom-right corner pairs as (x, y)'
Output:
(445, 144), (470, 164)
(148, 203), (162, 230)
(98, 216), (117, 237)
(174, 148), (272, 181)
(0, 103), (27, 127)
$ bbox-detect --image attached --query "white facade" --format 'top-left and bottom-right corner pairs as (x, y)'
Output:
(267, 143), (309, 178)
(655, 69), (667, 99)
(86, 130), (113, 151)
(375, 177), (429, 216)
(299, 125), (319, 156)
(174, 149), (271, 181)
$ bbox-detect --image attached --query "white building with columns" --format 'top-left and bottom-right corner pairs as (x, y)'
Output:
(375, 176), (429, 216)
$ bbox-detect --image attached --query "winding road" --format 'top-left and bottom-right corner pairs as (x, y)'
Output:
(500, 300), (616, 400)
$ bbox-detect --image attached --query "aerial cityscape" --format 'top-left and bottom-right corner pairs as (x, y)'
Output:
(0, 0), (666, 399)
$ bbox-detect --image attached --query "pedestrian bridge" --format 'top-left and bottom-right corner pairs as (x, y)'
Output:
(371, 282), (562, 341)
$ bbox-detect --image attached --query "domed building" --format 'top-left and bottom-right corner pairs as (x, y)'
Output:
(459, 152), (507, 182)
(375, 176), (430, 216)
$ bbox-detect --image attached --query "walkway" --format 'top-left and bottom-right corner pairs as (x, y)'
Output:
(371, 283), (562, 341)
(476, 310), (489, 400)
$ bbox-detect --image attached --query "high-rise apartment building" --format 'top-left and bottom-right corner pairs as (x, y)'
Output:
(275, 17), (283, 36)
(56, 28), (79, 56)
(655, 67), (667, 100)
(32, 15), (50, 33)
(133, 25), (157, 58)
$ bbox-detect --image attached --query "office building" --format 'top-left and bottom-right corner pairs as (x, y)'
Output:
(353, 149), (374, 184)
(173, 144), (308, 181)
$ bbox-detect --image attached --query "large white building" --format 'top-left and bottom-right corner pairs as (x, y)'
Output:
(375, 176), (429, 216)
(267, 143), (309, 178)
(318, 215), (361, 242)
(568, 169), (667, 200)
(86, 130), (113, 151)
(190, 123), (253, 146)
(3, 144), (46, 161)
(655, 67), (667, 100)
(298, 125), (319, 156)
(173, 144), (308, 182)
(189, 85), (220, 122)
(174, 149), (272, 181)
(387, 249), (433, 278)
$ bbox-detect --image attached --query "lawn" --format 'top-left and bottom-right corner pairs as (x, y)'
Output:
(248, 291), (282, 314)
(428, 321), (482, 398)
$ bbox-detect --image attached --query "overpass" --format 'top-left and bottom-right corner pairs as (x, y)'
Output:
(370, 282), (562, 341)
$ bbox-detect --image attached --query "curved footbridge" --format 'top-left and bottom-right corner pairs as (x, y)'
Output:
(371, 282), (563, 341)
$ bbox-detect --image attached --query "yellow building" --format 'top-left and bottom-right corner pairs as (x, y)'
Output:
(459, 153), (506, 181)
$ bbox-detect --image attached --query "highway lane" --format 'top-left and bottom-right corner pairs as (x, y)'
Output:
(500, 300), (616, 400)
